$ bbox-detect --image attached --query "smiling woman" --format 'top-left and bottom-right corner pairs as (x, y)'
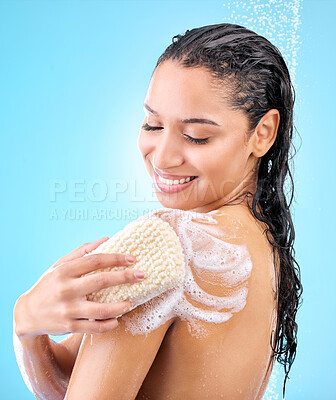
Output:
(14, 22), (302, 400)
(138, 59), (273, 212)
(64, 23), (302, 399)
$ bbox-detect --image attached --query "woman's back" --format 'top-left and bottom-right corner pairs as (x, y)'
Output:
(65, 204), (278, 400)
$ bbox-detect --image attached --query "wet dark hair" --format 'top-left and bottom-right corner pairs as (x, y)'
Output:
(154, 23), (303, 398)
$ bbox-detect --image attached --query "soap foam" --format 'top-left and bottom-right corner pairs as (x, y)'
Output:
(122, 207), (253, 338)
(13, 328), (69, 399)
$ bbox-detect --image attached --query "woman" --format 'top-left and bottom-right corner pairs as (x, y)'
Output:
(14, 23), (302, 399)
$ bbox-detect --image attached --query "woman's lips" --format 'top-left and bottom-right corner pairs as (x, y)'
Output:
(153, 167), (196, 180)
(153, 170), (198, 194)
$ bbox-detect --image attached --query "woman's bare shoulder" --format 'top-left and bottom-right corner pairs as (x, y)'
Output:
(212, 203), (271, 241)
(146, 204), (271, 242)
(209, 204), (277, 300)
(141, 204), (277, 342)
(144, 204), (276, 292)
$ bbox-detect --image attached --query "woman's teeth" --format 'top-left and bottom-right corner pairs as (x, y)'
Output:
(158, 175), (197, 185)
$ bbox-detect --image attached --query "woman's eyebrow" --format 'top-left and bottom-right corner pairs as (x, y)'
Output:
(143, 102), (221, 126)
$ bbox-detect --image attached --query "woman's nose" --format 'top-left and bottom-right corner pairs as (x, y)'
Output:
(153, 129), (184, 169)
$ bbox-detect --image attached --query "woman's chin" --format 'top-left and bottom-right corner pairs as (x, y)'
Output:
(154, 193), (195, 210)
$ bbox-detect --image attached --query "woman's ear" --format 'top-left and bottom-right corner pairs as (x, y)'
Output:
(249, 109), (280, 157)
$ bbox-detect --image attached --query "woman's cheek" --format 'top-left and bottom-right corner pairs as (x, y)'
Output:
(206, 149), (240, 194)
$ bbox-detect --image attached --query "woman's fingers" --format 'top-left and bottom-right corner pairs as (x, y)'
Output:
(61, 253), (137, 278)
(68, 300), (135, 320)
(69, 318), (119, 334)
(52, 237), (110, 268)
(65, 299), (138, 334)
(16, 236), (141, 337)
(76, 268), (145, 297)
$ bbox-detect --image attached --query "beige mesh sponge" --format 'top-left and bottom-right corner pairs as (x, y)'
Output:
(82, 216), (186, 306)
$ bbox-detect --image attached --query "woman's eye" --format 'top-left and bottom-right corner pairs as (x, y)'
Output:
(141, 123), (209, 145)
(141, 123), (162, 131)
(184, 135), (209, 145)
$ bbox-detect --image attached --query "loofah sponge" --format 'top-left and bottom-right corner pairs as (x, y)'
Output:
(82, 216), (186, 307)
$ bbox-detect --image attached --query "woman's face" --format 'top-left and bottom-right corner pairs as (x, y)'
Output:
(137, 59), (258, 212)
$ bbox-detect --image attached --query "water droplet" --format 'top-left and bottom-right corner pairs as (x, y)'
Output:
(222, 0), (302, 90)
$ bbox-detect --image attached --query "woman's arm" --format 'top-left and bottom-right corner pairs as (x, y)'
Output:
(64, 307), (176, 400)
(49, 332), (84, 377)
(13, 295), (79, 400)
(13, 236), (143, 399)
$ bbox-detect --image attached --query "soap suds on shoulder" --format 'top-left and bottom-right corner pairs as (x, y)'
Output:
(123, 208), (253, 338)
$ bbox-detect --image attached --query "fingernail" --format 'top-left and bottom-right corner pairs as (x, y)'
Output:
(92, 236), (109, 244)
(134, 271), (145, 279)
(126, 255), (136, 264)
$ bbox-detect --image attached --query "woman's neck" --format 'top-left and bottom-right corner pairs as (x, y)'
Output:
(190, 168), (258, 214)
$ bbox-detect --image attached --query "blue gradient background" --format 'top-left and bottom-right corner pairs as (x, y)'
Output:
(1, 1), (334, 399)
